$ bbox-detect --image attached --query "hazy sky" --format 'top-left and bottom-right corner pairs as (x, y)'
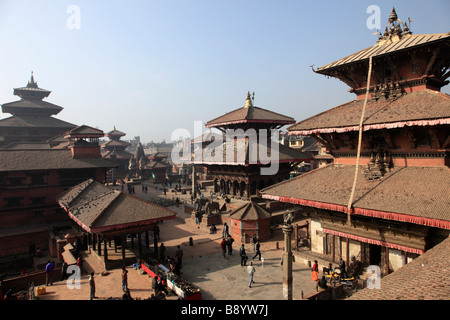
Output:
(1, 0), (449, 143)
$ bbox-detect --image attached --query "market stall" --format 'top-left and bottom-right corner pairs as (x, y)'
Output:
(166, 273), (201, 300)
(141, 258), (201, 300)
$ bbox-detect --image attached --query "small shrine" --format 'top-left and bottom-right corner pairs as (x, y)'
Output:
(228, 201), (271, 242)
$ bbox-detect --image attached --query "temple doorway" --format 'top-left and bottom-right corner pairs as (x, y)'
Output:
(369, 244), (382, 266)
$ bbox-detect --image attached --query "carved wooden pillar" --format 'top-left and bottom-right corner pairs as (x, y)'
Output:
(103, 237), (108, 266)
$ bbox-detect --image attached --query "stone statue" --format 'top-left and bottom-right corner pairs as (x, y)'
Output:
(205, 200), (220, 215)
(283, 210), (295, 225)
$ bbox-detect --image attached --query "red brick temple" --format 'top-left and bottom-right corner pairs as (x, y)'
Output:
(262, 9), (450, 276)
(0, 72), (76, 148)
(228, 201), (272, 242)
(194, 92), (312, 199)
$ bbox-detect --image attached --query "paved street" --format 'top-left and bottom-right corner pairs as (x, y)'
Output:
(36, 183), (318, 300)
(37, 208), (317, 300)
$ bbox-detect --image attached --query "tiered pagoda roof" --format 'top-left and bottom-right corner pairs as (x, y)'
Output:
(106, 127), (126, 139)
(316, 33), (450, 75)
(289, 89), (450, 135)
(194, 92), (312, 165)
(0, 149), (116, 171)
(193, 136), (313, 165)
(262, 165), (450, 231)
(64, 125), (105, 140)
(2, 72), (63, 117)
(206, 92), (296, 129)
(57, 179), (176, 233)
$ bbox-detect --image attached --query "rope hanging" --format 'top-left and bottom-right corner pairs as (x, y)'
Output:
(347, 56), (373, 225)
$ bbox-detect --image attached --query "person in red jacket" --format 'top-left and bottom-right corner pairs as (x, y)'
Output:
(220, 238), (227, 258)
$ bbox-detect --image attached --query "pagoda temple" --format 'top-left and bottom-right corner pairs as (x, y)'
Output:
(0, 125), (117, 260)
(0, 73), (76, 147)
(261, 8), (450, 276)
(193, 92), (313, 199)
(101, 127), (133, 177)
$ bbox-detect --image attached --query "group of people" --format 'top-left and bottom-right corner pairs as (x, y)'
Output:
(311, 257), (347, 291)
(218, 229), (262, 289)
(220, 236), (235, 257)
(87, 267), (132, 300)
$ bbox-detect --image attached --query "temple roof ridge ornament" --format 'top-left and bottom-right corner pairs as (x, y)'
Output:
(13, 71), (52, 100)
(244, 91), (254, 108)
(377, 7), (413, 45)
(27, 71), (38, 88)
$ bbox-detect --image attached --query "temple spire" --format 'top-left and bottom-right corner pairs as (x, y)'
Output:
(27, 71), (38, 88)
(244, 91), (253, 108)
(388, 7), (398, 23)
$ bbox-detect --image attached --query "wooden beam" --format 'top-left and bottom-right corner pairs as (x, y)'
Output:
(103, 238), (108, 266)
(385, 246), (389, 275)
(424, 47), (440, 76)
(427, 128), (441, 149)
(381, 129), (395, 149)
(404, 127), (417, 149)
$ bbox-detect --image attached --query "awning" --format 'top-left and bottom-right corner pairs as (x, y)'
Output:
(322, 228), (424, 255)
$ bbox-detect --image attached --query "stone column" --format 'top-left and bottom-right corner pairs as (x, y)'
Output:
(282, 224), (294, 300)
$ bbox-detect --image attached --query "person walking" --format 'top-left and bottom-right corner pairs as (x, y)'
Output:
(239, 244), (248, 266)
(220, 238), (227, 258)
(175, 245), (184, 269)
(89, 272), (96, 300)
(61, 261), (68, 281)
(312, 266), (319, 290)
(222, 223), (229, 238)
(45, 260), (55, 286)
(251, 234), (257, 252)
(252, 240), (261, 261)
(226, 236), (234, 255)
(247, 262), (256, 288)
(121, 267), (128, 292)
(312, 260), (319, 273)
(76, 256), (83, 272)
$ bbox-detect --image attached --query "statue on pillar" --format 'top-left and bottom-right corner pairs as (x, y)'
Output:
(283, 209), (295, 225)
(282, 209), (295, 300)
